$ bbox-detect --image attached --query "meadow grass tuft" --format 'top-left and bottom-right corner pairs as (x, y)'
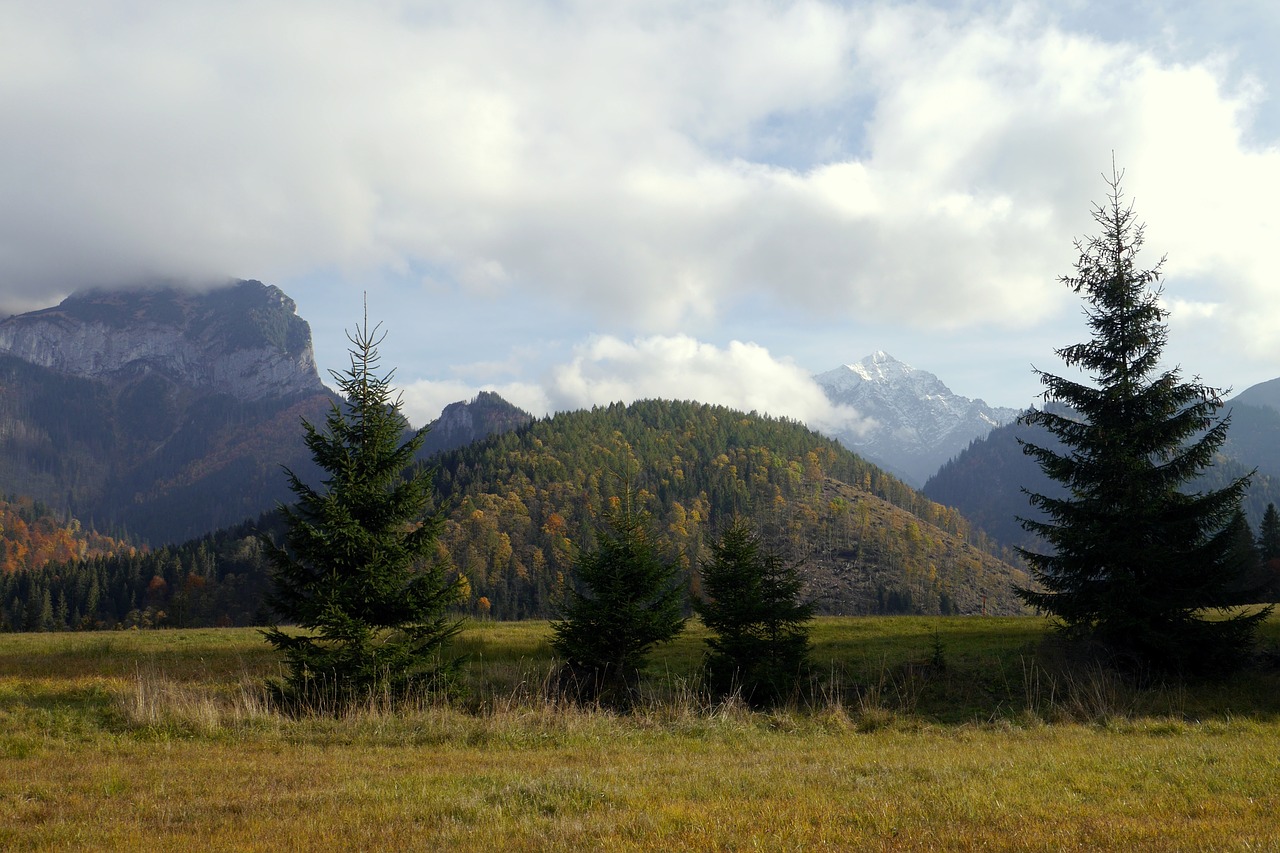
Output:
(2, 616), (1279, 850)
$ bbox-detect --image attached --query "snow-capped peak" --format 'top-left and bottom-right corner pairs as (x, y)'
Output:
(816, 352), (944, 398)
(847, 351), (913, 383)
(812, 352), (1021, 486)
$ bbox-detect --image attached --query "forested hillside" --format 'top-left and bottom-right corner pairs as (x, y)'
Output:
(925, 407), (1280, 552)
(433, 400), (1025, 618)
(0, 516), (276, 631)
(0, 497), (130, 573)
(1, 399), (1029, 630)
(0, 347), (334, 546)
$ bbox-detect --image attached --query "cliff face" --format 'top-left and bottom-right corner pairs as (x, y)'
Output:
(0, 281), (324, 402)
(0, 281), (335, 544)
(420, 391), (534, 458)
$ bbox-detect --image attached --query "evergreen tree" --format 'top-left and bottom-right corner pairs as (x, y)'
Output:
(262, 313), (462, 710)
(1258, 503), (1280, 600)
(38, 588), (54, 632)
(550, 488), (687, 706)
(695, 517), (813, 706)
(1258, 503), (1280, 563)
(1017, 166), (1270, 672)
(1224, 509), (1266, 603)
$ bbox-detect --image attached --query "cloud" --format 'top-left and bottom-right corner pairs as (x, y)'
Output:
(398, 377), (551, 429)
(2, 0), (1279, 380)
(399, 332), (875, 437)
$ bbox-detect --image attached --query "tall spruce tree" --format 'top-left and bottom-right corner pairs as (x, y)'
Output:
(262, 314), (462, 709)
(1258, 503), (1280, 600)
(1017, 166), (1271, 672)
(550, 487), (686, 706)
(695, 517), (812, 706)
(1258, 503), (1280, 564)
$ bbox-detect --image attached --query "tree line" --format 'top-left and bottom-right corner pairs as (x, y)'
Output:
(0, 392), (1020, 632)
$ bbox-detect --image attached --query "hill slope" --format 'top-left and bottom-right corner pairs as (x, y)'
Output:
(433, 399), (1027, 619)
(0, 281), (335, 544)
(923, 405), (1280, 552)
(4, 399), (1028, 629)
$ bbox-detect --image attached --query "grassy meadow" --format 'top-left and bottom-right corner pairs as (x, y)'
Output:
(2, 616), (1280, 850)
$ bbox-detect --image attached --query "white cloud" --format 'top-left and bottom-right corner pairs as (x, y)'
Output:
(543, 334), (875, 434)
(398, 378), (551, 428)
(397, 333), (876, 437)
(3, 1), (1280, 395)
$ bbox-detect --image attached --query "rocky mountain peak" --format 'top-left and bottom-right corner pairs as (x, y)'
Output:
(821, 352), (952, 398)
(0, 280), (324, 402)
(849, 351), (908, 382)
(420, 391), (534, 458)
(814, 352), (1021, 486)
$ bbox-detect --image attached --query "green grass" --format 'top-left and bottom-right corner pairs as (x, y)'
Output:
(2, 617), (1280, 850)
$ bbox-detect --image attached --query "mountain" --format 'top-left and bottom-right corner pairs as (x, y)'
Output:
(1223, 380), (1280, 485)
(419, 391), (533, 458)
(923, 402), (1280, 553)
(0, 281), (335, 544)
(0, 280), (537, 547)
(814, 352), (1021, 487)
(4, 399), (1030, 629)
(921, 413), (1052, 551)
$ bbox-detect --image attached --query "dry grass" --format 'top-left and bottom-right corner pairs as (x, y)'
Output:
(2, 618), (1280, 850)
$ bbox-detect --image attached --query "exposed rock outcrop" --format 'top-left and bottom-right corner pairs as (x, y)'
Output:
(0, 281), (324, 401)
(421, 391), (533, 457)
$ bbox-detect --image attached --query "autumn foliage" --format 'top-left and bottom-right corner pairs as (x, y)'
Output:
(0, 496), (129, 574)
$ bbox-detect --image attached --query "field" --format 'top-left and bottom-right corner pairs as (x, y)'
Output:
(3, 617), (1280, 850)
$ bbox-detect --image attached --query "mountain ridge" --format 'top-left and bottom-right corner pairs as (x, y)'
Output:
(0, 281), (324, 402)
(1230, 378), (1280, 413)
(923, 402), (1280, 552)
(815, 352), (1021, 486)
(0, 281), (538, 545)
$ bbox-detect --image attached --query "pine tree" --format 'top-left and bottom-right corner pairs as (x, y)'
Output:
(550, 488), (687, 706)
(262, 313), (462, 710)
(37, 588), (54, 632)
(1017, 166), (1271, 672)
(695, 517), (812, 706)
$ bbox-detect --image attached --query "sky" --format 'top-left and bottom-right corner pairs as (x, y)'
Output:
(2, 0), (1279, 431)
